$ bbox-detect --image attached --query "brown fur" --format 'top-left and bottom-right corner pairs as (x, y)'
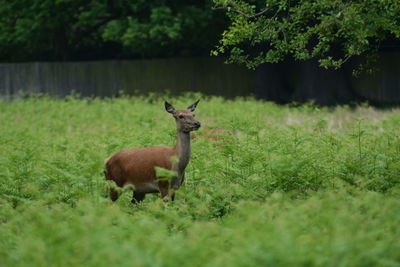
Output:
(105, 146), (176, 186)
(105, 146), (177, 202)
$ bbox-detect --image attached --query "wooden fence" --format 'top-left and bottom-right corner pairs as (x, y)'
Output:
(1, 55), (400, 104)
(0, 57), (253, 99)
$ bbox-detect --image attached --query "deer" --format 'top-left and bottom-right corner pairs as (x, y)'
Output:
(104, 100), (201, 203)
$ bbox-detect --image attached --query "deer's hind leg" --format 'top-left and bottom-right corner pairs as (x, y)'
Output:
(109, 187), (119, 202)
(105, 170), (121, 202)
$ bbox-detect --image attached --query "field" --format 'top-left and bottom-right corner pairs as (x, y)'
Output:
(1, 95), (400, 266)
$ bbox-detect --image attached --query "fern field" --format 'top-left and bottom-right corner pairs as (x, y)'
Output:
(1, 95), (399, 266)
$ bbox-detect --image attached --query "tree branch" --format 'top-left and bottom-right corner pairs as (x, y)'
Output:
(251, 8), (269, 18)
(212, 5), (269, 19)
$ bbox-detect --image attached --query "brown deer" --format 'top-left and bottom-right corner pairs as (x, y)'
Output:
(104, 100), (201, 203)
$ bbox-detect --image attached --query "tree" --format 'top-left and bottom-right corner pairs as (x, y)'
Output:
(101, 1), (226, 58)
(0, 0), (114, 61)
(212, 0), (400, 73)
(0, 0), (226, 61)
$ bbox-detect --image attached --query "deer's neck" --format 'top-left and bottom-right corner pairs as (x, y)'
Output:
(176, 130), (191, 175)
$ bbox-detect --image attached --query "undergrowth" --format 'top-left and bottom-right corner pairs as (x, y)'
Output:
(0, 95), (399, 266)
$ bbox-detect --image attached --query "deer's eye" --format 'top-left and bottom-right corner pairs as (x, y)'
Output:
(192, 114), (196, 117)
(178, 115), (184, 119)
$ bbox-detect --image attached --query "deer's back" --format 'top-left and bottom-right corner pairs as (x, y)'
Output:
(105, 146), (176, 186)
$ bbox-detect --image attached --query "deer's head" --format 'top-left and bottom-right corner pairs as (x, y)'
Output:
(165, 100), (201, 133)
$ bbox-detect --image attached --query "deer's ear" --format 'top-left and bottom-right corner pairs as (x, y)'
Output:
(165, 101), (176, 114)
(187, 100), (200, 112)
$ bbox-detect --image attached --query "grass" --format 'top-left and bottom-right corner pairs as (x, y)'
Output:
(0, 95), (399, 266)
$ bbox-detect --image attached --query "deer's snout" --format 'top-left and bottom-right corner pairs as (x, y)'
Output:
(187, 120), (201, 132)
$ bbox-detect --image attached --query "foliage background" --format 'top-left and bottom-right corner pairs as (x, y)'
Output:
(0, 0), (227, 61)
(1, 0), (400, 73)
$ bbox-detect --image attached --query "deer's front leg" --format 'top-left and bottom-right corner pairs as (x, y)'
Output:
(131, 191), (146, 204)
(158, 181), (170, 202)
(170, 175), (181, 202)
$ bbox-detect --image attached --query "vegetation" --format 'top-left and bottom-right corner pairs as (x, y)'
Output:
(0, 95), (399, 266)
(0, 0), (226, 61)
(212, 0), (400, 72)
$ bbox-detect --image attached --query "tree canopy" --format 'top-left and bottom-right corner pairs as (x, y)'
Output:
(1, 0), (400, 72)
(0, 0), (226, 61)
(212, 0), (400, 72)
